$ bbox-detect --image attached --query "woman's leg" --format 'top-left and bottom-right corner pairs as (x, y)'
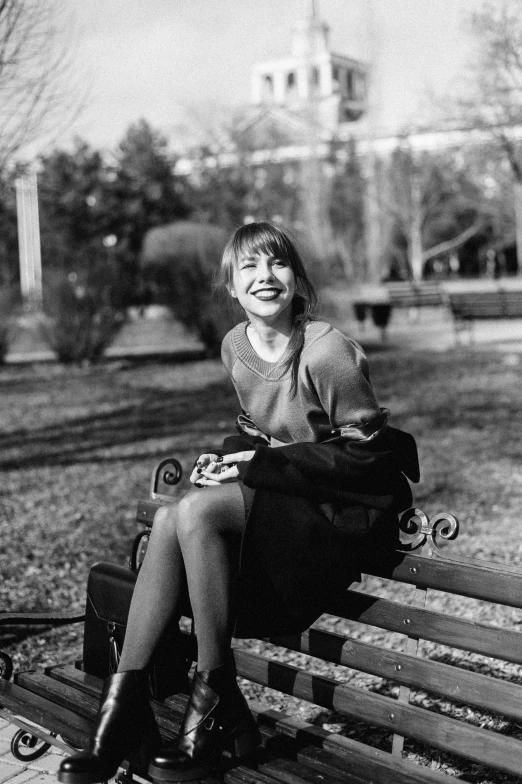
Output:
(149, 485), (260, 782)
(117, 503), (186, 672)
(118, 483), (246, 673)
(176, 484), (246, 671)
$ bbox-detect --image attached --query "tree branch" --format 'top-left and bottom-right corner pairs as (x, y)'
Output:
(422, 221), (483, 264)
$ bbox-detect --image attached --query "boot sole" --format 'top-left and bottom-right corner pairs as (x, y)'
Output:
(149, 726), (262, 783)
(58, 768), (119, 784)
(149, 756), (218, 782)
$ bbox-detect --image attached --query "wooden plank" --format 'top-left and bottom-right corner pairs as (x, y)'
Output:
(45, 666), (180, 737)
(295, 747), (407, 784)
(0, 679), (89, 749)
(259, 755), (367, 784)
(16, 671), (98, 720)
(234, 649), (522, 777)
(225, 767), (284, 784)
(326, 590), (522, 664)
(249, 703), (455, 784)
(368, 552), (522, 608)
(270, 627), (522, 721)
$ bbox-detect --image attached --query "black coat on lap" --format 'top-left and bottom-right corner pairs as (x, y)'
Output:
(219, 425), (420, 638)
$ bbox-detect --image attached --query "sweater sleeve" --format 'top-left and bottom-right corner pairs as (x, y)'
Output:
(306, 330), (382, 436)
(238, 331), (418, 503)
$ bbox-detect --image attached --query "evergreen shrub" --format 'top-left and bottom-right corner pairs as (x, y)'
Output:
(142, 221), (239, 357)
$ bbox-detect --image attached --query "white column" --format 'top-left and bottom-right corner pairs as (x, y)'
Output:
(15, 172), (43, 308)
(273, 68), (287, 104)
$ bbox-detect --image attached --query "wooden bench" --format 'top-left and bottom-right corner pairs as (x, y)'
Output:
(352, 282), (443, 341)
(384, 282), (444, 309)
(447, 288), (522, 343)
(3, 459), (522, 783)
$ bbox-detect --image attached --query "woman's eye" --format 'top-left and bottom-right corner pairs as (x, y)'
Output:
(272, 259), (287, 267)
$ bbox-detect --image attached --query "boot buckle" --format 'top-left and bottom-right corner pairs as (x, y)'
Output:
(204, 717), (215, 731)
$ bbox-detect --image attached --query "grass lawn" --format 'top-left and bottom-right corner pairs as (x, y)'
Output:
(1, 345), (522, 781)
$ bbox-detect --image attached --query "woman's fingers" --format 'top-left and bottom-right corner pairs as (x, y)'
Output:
(195, 476), (220, 487)
(200, 464), (240, 483)
(190, 453), (219, 484)
(191, 451), (252, 486)
(220, 450), (255, 464)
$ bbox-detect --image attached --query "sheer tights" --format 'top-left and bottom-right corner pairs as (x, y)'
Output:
(117, 483), (247, 674)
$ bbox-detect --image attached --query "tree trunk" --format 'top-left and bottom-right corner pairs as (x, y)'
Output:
(514, 181), (522, 276)
(409, 174), (424, 281)
(363, 150), (382, 283)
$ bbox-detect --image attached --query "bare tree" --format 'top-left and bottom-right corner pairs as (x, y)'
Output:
(374, 142), (483, 280)
(459, 0), (522, 274)
(0, 0), (85, 170)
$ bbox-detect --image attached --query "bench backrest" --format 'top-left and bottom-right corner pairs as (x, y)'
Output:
(385, 282), (443, 308)
(239, 510), (522, 779)
(448, 289), (522, 319)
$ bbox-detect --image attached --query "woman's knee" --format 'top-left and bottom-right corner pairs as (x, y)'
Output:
(152, 503), (178, 535)
(177, 490), (214, 540)
(177, 486), (245, 541)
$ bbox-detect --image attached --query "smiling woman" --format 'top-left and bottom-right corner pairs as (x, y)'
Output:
(59, 221), (419, 784)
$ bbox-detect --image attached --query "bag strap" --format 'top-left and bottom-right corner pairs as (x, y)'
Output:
(0, 611), (84, 626)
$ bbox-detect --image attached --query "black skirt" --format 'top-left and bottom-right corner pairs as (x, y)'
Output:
(232, 485), (402, 639)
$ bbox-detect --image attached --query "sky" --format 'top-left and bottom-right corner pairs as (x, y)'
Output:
(48, 0), (487, 156)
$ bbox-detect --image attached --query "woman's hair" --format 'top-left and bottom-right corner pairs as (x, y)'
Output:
(218, 221), (319, 395)
(219, 221), (318, 323)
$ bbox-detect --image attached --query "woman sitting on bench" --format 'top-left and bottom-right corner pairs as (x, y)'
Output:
(58, 221), (418, 784)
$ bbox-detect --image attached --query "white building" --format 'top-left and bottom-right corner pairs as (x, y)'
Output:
(251, 0), (367, 134)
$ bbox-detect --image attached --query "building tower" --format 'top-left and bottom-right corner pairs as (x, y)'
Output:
(251, 0), (367, 134)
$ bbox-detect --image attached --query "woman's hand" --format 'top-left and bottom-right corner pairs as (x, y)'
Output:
(189, 454), (221, 486)
(197, 451), (255, 486)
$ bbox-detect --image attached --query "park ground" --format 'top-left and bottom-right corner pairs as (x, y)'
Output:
(1, 302), (522, 782)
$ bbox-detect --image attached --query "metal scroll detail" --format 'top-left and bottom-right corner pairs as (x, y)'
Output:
(11, 729), (52, 762)
(398, 508), (459, 557)
(150, 458), (183, 502)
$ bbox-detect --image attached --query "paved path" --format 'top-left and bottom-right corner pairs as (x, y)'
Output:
(0, 718), (67, 784)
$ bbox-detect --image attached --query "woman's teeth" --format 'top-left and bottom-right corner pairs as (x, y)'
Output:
(254, 289), (280, 300)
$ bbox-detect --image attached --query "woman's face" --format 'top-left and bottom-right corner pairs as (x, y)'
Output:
(230, 251), (296, 327)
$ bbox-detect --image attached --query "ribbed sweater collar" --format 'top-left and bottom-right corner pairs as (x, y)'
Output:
(231, 322), (301, 380)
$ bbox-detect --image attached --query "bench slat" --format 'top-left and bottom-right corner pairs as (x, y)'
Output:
(22, 669), (181, 739)
(259, 755), (368, 784)
(326, 590), (522, 665)
(16, 671), (99, 720)
(270, 627), (522, 721)
(0, 679), (89, 749)
(250, 703), (451, 784)
(370, 553), (522, 608)
(225, 767), (292, 784)
(234, 649), (522, 777)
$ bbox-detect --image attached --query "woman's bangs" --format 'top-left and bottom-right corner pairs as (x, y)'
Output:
(232, 225), (293, 265)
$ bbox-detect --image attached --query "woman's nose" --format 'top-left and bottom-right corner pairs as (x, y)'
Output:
(257, 262), (274, 281)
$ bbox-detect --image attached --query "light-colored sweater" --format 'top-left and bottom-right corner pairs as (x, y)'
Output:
(221, 320), (384, 447)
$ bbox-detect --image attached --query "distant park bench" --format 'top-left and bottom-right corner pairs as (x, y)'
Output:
(447, 288), (522, 343)
(384, 281), (444, 309)
(352, 282), (444, 340)
(3, 460), (522, 781)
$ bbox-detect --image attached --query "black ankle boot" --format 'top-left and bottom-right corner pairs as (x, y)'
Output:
(149, 656), (261, 782)
(58, 670), (161, 784)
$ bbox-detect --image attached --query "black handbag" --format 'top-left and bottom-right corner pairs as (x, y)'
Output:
(83, 561), (194, 701)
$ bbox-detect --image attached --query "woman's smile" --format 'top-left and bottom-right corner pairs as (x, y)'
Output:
(230, 251), (296, 325)
(252, 287), (282, 301)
